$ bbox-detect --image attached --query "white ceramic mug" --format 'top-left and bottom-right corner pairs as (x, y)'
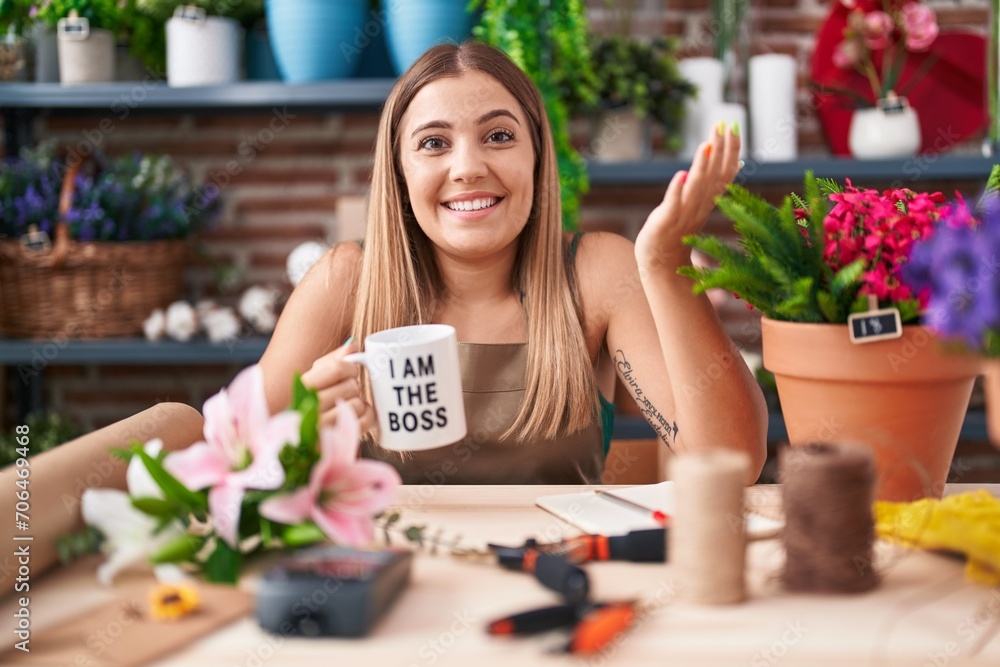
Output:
(345, 324), (467, 451)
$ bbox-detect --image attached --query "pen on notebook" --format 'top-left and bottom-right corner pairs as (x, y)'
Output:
(594, 490), (670, 526)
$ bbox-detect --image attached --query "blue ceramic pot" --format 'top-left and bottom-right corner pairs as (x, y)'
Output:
(246, 25), (280, 81)
(266, 0), (368, 82)
(384, 0), (477, 75)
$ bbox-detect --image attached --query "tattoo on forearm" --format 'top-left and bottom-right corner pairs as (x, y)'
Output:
(614, 350), (678, 450)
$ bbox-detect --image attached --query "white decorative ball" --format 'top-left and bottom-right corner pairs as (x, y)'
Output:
(286, 241), (328, 287)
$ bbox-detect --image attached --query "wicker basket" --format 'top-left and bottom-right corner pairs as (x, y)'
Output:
(0, 159), (190, 340)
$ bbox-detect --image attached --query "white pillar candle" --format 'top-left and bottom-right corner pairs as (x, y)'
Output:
(748, 54), (798, 162)
(705, 102), (748, 159)
(678, 57), (725, 158)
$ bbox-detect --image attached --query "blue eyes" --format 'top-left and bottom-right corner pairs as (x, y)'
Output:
(418, 129), (515, 152)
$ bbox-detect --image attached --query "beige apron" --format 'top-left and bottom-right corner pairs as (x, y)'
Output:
(361, 342), (605, 484)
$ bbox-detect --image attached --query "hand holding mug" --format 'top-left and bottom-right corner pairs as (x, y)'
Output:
(300, 339), (377, 432)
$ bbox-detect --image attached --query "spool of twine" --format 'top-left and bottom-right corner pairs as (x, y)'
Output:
(780, 442), (879, 593)
(668, 449), (750, 604)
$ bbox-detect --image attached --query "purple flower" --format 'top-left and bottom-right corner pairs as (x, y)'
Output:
(907, 202), (1000, 350)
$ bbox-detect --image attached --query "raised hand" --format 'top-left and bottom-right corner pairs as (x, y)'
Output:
(634, 122), (742, 274)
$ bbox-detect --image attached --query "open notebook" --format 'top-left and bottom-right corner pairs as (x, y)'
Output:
(536, 481), (783, 539)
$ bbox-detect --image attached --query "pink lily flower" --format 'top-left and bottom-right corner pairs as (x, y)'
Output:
(260, 402), (401, 546)
(166, 365), (301, 548)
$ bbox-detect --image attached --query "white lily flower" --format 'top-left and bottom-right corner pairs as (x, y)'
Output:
(81, 440), (186, 586)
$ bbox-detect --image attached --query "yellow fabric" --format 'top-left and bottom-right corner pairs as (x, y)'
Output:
(874, 490), (1000, 586)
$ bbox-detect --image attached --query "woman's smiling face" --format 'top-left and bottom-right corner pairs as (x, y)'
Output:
(398, 70), (536, 261)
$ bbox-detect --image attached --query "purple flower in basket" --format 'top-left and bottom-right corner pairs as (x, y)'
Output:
(1, 149), (219, 242)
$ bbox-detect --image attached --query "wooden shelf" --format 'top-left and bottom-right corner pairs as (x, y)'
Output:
(0, 80), (395, 111)
(586, 155), (996, 185)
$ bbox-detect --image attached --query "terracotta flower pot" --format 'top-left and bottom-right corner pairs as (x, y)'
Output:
(984, 359), (1000, 450)
(761, 318), (980, 502)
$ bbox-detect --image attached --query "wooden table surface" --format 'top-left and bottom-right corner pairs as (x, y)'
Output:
(5, 484), (1000, 667)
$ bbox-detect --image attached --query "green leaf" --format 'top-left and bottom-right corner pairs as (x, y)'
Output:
(298, 393), (320, 451)
(896, 298), (921, 324)
(137, 449), (207, 513)
(984, 329), (1000, 357)
(281, 522), (326, 547)
(150, 534), (205, 564)
(204, 539), (242, 584)
(816, 291), (843, 323)
(109, 447), (134, 464)
(830, 258), (866, 297)
(817, 178), (844, 197)
(291, 372), (309, 410)
(985, 165), (1000, 196)
(849, 292), (870, 314)
(131, 497), (181, 517)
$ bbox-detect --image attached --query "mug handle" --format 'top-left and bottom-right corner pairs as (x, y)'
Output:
(343, 352), (366, 367)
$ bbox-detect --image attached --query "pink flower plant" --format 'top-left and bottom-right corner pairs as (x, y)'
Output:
(79, 364), (403, 584)
(165, 365), (301, 547)
(260, 402), (401, 546)
(833, 0), (940, 103)
(823, 181), (948, 304)
(679, 171), (958, 325)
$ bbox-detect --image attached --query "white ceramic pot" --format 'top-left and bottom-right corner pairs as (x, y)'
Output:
(590, 107), (650, 162)
(58, 24), (115, 85)
(848, 97), (921, 159)
(166, 9), (242, 87)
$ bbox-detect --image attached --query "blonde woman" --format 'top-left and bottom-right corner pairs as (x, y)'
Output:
(258, 42), (767, 485)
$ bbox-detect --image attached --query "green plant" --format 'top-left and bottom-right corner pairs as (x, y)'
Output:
(678, 172), (955, 323)
(0, 411), (84, 467)
(125, 0), (264, 74)
(0, 0), (34, 36)
(120, 0), (167, 75)
(580, 34), (694, 152)
(712, 0), (751, 96)
(472, 0), (599, 230)
(34, 0), (123, 32)
(135, 0), (263, 25)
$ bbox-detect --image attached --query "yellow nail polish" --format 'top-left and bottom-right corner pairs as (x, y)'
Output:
(715, 121), (725, 137)
(731, 122), (741, 137)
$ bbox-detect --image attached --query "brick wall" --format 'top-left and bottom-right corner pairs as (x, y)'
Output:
(1, 0), (994, 430)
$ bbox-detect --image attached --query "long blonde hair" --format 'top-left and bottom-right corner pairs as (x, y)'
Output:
(353, 41), (597, 442)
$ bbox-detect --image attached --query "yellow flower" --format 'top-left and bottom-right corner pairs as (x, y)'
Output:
(148, 583), (200, 621)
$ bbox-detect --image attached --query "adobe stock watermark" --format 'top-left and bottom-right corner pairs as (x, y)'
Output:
(407, 610), (476, 667)
(584, 576), (677, 667)
(16, 267), (135, 385)
(925, 587), (1000, 667)
(339, 0), (407, 64)
(749, 620), (810, 667)
(186, 106), (298, 222)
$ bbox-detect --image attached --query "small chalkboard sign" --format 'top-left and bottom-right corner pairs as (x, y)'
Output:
(57, 16), (90, 41)
(848, 308), (902, 343)
(175, 5), (206, 22)
(20, 226), (51, 252)
(877, 95), (907, 115)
